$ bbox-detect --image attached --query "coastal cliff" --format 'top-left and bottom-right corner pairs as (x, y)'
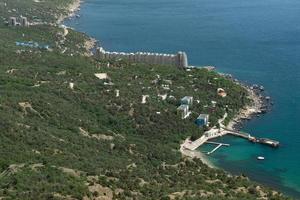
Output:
(0, 0), (291, 199)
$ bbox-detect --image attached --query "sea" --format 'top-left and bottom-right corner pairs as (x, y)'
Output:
(64, 0), (300, 197)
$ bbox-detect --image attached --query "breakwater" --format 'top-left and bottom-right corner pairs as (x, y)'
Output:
(95, 47), (188, 68)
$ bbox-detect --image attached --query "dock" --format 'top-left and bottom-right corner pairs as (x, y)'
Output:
(182, 113), (280, 154)
(205, 141), (230, 155)
(224, 128), (280, 148)
(253, 138), (280, 147)
(183, 127), (280, 153)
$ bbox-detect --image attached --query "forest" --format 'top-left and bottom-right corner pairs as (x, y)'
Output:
(0, 0), (290, 199)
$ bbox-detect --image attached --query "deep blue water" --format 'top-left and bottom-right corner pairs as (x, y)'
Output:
(65, 0), (300, 197)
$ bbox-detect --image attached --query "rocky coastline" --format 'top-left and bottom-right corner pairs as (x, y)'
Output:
(180, 71), (273, 168)
(59, 0), (97, 55)
(61, 0), (273, 172)
(57, 0), (82, 24)
(226, 75), (273, 131)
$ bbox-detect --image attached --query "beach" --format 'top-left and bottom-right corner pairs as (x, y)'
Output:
(180, 138), (216, 168)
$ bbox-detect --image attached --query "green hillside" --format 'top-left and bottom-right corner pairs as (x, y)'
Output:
(0, 0), (290, 199)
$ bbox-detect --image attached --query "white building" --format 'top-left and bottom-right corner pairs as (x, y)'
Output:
(9, 17), (17, 26)
(20, 16), (28, 26)
(181, 96), (193, 106)
(177, 104), (190, 119)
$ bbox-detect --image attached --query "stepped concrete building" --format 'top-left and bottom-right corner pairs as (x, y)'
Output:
(95, 47), (188, 69)
(21, 16), (28, 27)
(8, 16), (29, 27)
(9, 17), (17, 26)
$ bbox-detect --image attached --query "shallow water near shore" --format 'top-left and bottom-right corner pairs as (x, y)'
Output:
(64, 0), (300, 197)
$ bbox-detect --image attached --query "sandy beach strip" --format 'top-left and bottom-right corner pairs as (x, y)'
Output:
(180, 139), (216, 168)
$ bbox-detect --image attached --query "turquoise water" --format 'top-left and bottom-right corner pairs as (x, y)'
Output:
(65, 0), (300, 197)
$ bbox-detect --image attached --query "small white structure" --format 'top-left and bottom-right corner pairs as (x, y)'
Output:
(162, 84), (170, 90)
(168, 95), (176, 100)
(181, 96), (193, 106)
(103, 82), (114, 86)
(115, 89), (120, 97)
(141, 95), (149, 104)
(211, 101), (217, 107)
(158, 94), (167, 100)
(95, 73), (108, 80)
(177, 104), (190, 119)
(164, 79), (172, 85)
(217, 88), (227, 97)
(69, 82), (74, 90)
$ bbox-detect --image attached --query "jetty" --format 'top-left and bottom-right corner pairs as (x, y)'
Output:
(224, 128), (280, 147)
(183, 123), (280, 154)
(205, 141), (230, 155)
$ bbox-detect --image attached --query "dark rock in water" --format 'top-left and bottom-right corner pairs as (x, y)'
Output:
(260, 105), (267, 110)
(261, 109), (267, 114)
(259, 86), (264, 91)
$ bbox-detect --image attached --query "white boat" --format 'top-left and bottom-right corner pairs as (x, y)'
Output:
(257, 156), (265, 160)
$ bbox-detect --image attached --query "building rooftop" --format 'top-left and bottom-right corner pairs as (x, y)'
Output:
(181, 96), (193, 101)
(198, 114), (209, 119)
(177, 104), (189, 110)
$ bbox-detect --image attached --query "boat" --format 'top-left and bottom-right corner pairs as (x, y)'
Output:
(257, 156), (265, 160)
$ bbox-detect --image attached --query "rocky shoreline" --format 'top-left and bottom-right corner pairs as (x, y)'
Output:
(180, 72), (273, 168)
(227, 77), (273, 131)
(62, 0), (273, 172)
(59, 0), (97, 55)
(57, 0), (82, 24)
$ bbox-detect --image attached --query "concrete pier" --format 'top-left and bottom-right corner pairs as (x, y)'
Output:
(224, 128), (280, 147)
(183, 127), (280, 152)
(206, 142), (230, 155)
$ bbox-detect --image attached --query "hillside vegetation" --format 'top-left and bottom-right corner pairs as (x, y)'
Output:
(0, 0), (290, 199)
